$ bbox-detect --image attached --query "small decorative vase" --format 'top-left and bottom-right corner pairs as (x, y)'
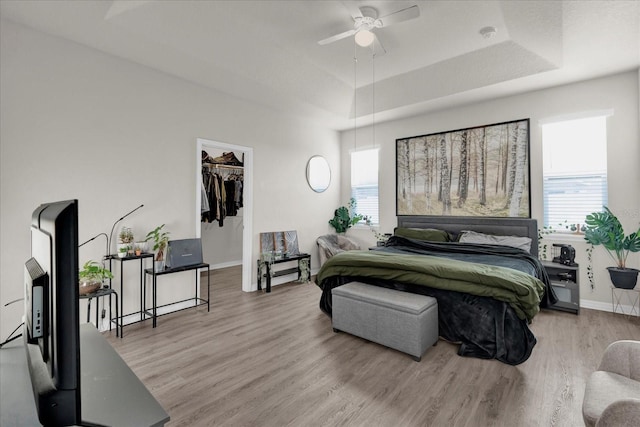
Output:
(154, 260), (165, 272)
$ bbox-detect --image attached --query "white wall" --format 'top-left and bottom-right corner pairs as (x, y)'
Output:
(340, 70), (640, 309)
(0, 20), (340, 338)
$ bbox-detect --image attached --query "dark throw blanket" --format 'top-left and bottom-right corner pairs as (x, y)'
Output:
(316, 236), (554, 365)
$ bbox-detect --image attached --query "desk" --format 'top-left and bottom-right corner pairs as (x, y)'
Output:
(257, 253), (311, 293)
(0, 323), (169, 426)
(107, 253), (154, 337)
(79, 287), (119, 337)
(144, 263), (210, 328)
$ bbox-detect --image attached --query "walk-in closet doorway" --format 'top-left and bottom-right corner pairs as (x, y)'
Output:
(196, 138), (253, 292)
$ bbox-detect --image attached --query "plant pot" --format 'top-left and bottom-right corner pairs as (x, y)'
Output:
(607, 267), (639, 289)
(117, 251), (126, 258)
(154, 260), (165, 273)
(79, 280), (102, 295)
(135, 241), (148, 253)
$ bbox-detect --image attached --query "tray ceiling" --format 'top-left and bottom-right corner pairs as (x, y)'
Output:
(1, 0), (638, 130)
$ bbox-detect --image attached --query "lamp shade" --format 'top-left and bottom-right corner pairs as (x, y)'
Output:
(355, 29), (375, 47)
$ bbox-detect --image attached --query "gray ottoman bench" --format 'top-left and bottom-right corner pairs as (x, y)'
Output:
(332, 282), (438, 361)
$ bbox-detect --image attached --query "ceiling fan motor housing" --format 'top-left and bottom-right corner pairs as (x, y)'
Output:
(355, 6), (382, 31)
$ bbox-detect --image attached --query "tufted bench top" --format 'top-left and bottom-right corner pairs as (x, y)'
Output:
(332, 282), (436, 315)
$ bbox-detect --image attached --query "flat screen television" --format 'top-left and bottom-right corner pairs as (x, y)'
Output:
(24, 199), (81, 426)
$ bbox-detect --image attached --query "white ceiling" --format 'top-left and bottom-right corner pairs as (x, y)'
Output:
(1, 0), (639, 130)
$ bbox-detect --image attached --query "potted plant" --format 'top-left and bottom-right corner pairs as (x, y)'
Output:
(145, 224), (170, 272)
(134, 240), (148, 255)
(78, 260), (114, 295)
(329, 198), (367, 233)
(118, 226), (134, 255)
(370, 227), (391, 247)
(117, 246), (129, 258)
(584, 207), (640, 289)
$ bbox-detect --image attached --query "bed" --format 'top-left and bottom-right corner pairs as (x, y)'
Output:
(315, 216), (556, 365)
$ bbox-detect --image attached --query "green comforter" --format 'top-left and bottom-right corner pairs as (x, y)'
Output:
(316, 250), (545, 321)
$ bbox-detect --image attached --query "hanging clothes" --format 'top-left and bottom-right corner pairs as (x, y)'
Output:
(201, 181), (210, 215)
(201, 164), (243, 226)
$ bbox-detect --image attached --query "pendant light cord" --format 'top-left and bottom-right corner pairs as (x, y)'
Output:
(372, 43), (376, 150)
(354, 40), (357, 152)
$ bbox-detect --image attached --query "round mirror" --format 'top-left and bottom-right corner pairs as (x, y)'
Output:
(306, 156), (331, 193)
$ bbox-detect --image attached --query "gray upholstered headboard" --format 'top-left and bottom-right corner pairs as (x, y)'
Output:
(396, 216), (539, 258)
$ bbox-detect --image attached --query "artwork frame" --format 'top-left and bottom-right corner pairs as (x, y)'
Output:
(396, 118), (531, 218)
(259, 230), (300, 258)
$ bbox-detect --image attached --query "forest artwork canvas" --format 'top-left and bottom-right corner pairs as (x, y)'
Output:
(396, 119), (530, 217)
(259, 231), (300, 257)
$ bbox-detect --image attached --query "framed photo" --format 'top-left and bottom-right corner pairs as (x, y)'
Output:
(396, 119), (530, 218)
(259, 230), (300, 257)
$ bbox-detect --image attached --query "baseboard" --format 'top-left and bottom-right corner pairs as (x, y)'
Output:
(208, 260), (243, 270)
(581, 298), (639, 317)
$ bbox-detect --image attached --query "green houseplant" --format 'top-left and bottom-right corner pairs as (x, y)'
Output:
(117, 246), (128, 258)
(329, 198), (366, 233)
(118, 226), (134, 255)
(145, 224), (170, 272)
(584, 207), (640, 289)
(78, 260), (114, 295)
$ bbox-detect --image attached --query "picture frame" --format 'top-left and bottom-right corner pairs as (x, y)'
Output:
(396, 118), (530, 218)
(259, 230), (300, 258)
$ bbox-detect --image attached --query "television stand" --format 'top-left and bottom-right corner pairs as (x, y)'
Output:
(0, 323), (169, 426)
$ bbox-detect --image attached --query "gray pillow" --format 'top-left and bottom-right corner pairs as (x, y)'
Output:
(458, 230), (532, 253)
(394, 227), (451, 242)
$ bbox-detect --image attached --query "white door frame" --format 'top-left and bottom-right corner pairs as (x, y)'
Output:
(196, 138), (253, 292)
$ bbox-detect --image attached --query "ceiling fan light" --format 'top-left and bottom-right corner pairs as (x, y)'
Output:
(355, 29), (375, 47)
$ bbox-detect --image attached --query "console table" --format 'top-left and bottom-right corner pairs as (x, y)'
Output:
(0, 323), (169, 426)
(107, 252), (154, 337)
(257, 253), (311, 293)
(144, 263), (210, 327)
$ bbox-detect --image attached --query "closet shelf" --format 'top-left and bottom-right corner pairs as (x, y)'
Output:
(202, 163), (243, 170)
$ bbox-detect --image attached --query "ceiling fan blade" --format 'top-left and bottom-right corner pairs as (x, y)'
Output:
(372, 34), (386, 56)
(341, 0), (364, 20)
(318, 29), (357, 45)
(379, 5), (420, 27)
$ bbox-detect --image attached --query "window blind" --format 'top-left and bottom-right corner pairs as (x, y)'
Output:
(351, 149), (379, 225)
(543, 174), (608, 227)
(351, 185), (379, 224)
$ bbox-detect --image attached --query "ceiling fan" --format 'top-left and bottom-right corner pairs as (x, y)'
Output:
(318, 2), (420, 52)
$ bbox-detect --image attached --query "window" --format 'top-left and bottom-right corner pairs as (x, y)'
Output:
(351, 149), (379, 225)
(541, 114), (608, 229)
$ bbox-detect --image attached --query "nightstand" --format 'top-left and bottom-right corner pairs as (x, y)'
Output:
(542, 261), (580, 314)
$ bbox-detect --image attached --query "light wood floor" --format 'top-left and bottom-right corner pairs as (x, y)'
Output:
(105, 266), (640, 427)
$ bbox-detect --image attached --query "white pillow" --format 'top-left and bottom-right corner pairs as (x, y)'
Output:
(458, 230), (532, 253)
